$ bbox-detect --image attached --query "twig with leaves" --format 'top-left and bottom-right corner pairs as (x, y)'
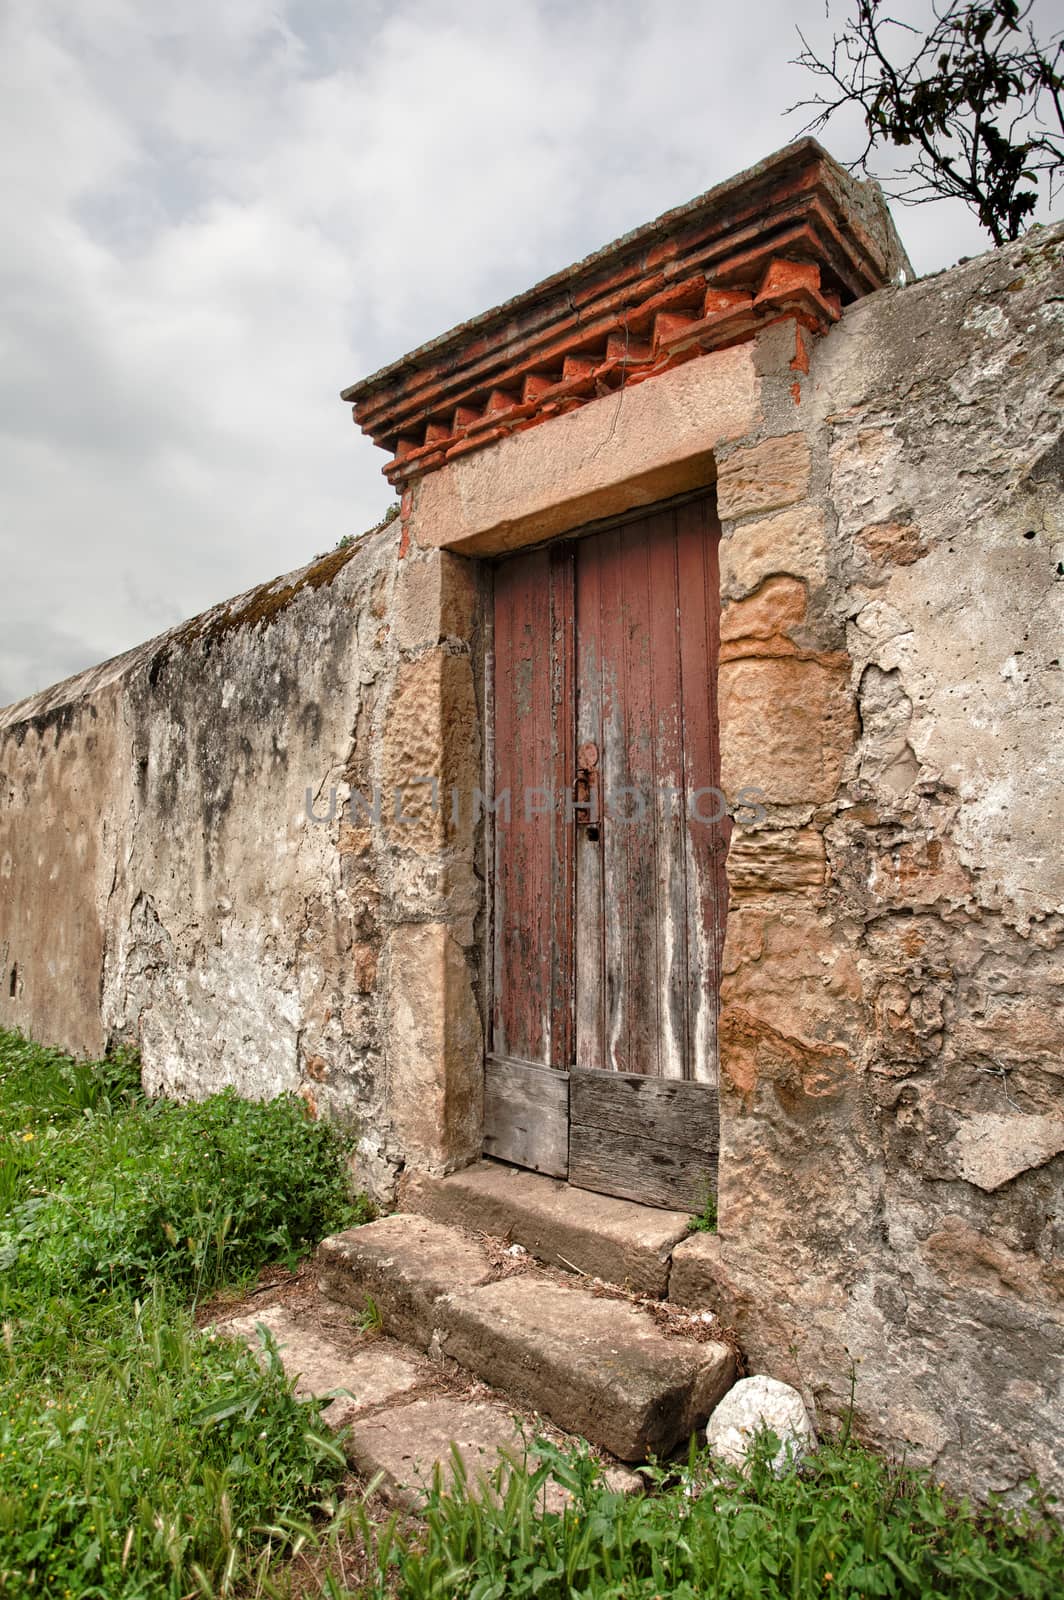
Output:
(791, 0), (1064, 244)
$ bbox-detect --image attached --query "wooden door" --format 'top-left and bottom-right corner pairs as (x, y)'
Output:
(486, 493), (725, 1209)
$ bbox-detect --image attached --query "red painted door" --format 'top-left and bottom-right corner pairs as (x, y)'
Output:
(573, 496), (727, 1081)
(488, 493), (725, 1204)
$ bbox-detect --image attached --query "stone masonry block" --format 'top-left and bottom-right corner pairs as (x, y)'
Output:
(384, 923), (483, 1171)
(727, 828), (827, 894)
(720, 576), (807, 646)
(394, 550), (478, 651)
(380, 648), (480, 855)
(719, 505), (827, 601)
(717, 433), (811, 521)
(719, 656), (855, 805)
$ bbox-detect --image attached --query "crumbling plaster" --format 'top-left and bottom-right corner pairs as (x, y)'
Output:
(704, 222), (1064, 1504)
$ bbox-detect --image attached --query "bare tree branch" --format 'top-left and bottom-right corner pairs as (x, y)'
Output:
(789, 0), (1064, 246)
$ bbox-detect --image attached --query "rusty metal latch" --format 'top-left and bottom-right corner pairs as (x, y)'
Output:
(573, 741), (600, 839)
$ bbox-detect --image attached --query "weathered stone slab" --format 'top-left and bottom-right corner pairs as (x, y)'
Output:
(402, 1160), (690, 1297)
(343, 1396), (538, 1509)
(948, 1112), (1064, 1193)
(407, 343), (759, 556)
(345, 1395), (642, 1510)
(438, 1275), (735, 1461)
(318, 1214), (493, 1346)
(215, 1303), (424, 1427)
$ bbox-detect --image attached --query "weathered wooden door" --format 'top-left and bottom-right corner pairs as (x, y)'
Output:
(487, 493), (725, 1209)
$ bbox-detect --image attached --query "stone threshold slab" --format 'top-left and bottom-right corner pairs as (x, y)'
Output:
(401, 1159), (692, 1297)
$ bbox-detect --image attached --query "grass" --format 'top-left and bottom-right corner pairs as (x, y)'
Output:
(0, 1028), (370, 1598)
(3, 1028), (1062, 1600)
(339, 1433), (1064, 1600)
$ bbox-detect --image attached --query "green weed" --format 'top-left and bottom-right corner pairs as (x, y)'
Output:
(0, 1028), (369, 1598)
(358, 1296), (383, 1335)
(357, 1433), (1064, 1600)
(688, 1186), (717, 1233)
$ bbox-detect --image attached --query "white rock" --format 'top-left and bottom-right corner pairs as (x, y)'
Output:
(705, 1375), (816, 1473)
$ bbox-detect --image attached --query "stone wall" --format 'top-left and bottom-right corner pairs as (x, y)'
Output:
(1, 219), (1061, 1505)
(704, 222), (1064, 1502)
(0, 524), (484, 1196)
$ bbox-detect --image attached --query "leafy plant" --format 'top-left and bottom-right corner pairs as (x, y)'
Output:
(358, 1294), (384, 1334)
(689, 1186), (718, 1233)
(361, 1432), (1064, 1600)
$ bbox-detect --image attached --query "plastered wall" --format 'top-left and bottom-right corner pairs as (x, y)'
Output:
(704, 221), (1064, 1501)
(0, 528), (485, 1196)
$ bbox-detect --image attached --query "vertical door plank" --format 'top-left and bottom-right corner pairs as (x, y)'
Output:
(492, 550), (538, 1061)
(492, 549), (573, 1067)
(574, 533), (605, 1070)
(549, 547), (576, 1067)
(674, 496), (726, 1084)
(491, 556), (517, 1061)
(645, 511), (690, 1079)
(616, 514), (661, 1075)
(595, 527), (628, 1073)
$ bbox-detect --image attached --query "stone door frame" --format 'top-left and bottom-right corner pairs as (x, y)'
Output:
(385, 321), (836, 1222)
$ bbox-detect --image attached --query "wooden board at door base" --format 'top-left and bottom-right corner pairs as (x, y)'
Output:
(488, 490), (725, 1211)
(569, 1070), (718, 1212)
(482, 1057), (719, 1210)
(483, 1056), (569, 1179)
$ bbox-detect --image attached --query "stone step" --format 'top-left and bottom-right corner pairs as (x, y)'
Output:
(401, 1159), (692, 1298)
(344, 1395), (640, 1510)
(318, 1213), (735, 1461)
(317, 1211), (495, 1343)
(212, 1302), (424, 1429)
(213, 1297), (640, 1510)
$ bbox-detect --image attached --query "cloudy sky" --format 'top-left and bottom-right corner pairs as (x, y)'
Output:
(2, 0), (1060, 706)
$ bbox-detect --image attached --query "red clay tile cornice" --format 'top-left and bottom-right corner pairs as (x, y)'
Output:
(344, 140), (911, 488)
